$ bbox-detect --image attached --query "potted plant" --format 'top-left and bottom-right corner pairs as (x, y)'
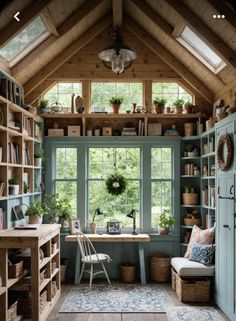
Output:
(57, 198), (72, 229)
(173, 99), (185, 114)
(8, 178), (20, 195)
(182, 184), (199, 205)
(34, 149), (44, 167)
(38, 99), (49, 113)
(25, 201), (46, 224)
(109, 96), (124, 114)
(153, 97), (167, 114)
(184, 100), (194, 114)
(158, 209), (176, 235)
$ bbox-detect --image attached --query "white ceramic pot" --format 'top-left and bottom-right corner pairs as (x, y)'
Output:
(28, 215), (42, 224)
(9, 184), (19, 195)
(34, 158), (42, 167)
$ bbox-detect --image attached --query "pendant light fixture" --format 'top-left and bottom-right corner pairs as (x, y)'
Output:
(98, 30), (137, 75)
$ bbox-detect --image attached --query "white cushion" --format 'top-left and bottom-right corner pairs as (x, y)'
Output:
(82, 253), (112, 264)
(171, 257), (215, 277)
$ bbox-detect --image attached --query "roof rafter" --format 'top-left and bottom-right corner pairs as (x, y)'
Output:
(24, 80), (57, 105)
(207, 0), (236, 29)
(165, 0), (236, 69)
(24, 14), (112, 97)
(124, 16), (214, 104)
(0, 0), (52, 48)
(112, 0), (123, 29)
(12, 0), (108, 79)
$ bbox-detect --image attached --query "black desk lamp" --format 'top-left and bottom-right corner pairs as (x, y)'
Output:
(127, 209), (138, 235)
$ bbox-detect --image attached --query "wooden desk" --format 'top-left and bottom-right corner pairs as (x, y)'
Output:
(65, 233), (150, 284)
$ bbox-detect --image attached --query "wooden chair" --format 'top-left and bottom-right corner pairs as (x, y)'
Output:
(77, 231), (112, 288)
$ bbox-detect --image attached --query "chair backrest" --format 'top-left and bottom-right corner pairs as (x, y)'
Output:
(77, 231), (98, 260)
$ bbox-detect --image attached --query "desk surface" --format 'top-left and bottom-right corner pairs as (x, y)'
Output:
(65, 233), (150, 243)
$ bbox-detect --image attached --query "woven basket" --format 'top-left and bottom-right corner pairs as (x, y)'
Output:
(171, 267), (176, 291)
(150, 252), (171, 282)
(176, 273), (210, 302)
(8, 260), (23, 278)
(182, 193), (198, 205)
(184, 218), (200, 226)
(8, 301), (17, 321)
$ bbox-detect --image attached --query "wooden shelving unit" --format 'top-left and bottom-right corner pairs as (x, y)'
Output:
(0, 224), (60, 321)
(0, 95), (43, 230)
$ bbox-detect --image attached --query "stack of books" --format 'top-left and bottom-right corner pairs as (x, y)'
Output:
(8, 142), (20, 164)
(121, 127), (137, 136)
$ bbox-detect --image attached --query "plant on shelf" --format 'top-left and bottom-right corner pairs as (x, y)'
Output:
(158, 209), (176, 235)
(184, 209), (201, 226)
(184, 145), (198, 157)
(109, 96), (124, 114)
(38, 98), (49, 113)
(173, 99), (185, 114)
(25, 201), (46, 224)
(153, 97), (167, 114)
(184, 100), (194, 114)
(8, 177), (20, 196)
(182, 184), (198, 205)
(34, 149), (44, 167)
(105, 173), (127, 196)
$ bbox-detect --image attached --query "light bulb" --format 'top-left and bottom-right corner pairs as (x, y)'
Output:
(111, 52), (124, 74)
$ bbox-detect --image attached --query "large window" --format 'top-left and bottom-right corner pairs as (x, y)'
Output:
(91, 82), (142, 113)
(151, 148), (173, 228)
(152, 83), (192, 107)
(44, 83), (82, 108)
(55, 148), (77, 214)
(0, 16), (49, 65)
(88, 147), (141, 228)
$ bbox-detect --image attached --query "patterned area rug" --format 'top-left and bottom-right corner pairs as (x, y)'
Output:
(59, 284), (172, 313)
(166, 306), (225, 321)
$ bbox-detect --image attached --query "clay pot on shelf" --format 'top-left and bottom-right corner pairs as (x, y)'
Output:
(175, 105), (183, 114)
(159, 227), (169, 235)
(154, 104), (164, 114)
(112, 104), (121, 114)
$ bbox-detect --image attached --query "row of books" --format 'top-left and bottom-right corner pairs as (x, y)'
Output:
(0, 182), (5, 197)
(23, 116), (33, 136)
(121, 127), (137, 136)
(0, 208), (4, 230)
(23, 143), (31, 165)
(0, 77), (23, 106)
(8, 142), (20, 164)
(202, 185), (215, 207)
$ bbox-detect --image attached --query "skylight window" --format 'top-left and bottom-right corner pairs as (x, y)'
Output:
(0, 16), (49, 65)
(177, 25), (226, 74)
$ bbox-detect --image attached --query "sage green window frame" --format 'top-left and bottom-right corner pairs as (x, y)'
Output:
(44, 137), (180, 233)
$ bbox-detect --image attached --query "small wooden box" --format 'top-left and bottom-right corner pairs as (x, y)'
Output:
(68, 126), (80, 136)
(102, 127), (112, 136)
(48, 129), (64, 136)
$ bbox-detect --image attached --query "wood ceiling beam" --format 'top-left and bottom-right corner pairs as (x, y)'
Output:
(24, 15), (112, 97)
(112, 0), (123, 29)
(41, 7), (58, 36)
(124, 17), (214, 104)
(24, 80), (57, 105)
(165, 0), (236, 69)
(207, 0), (236, 29)
(129, 0), (173, 35)
(12, 0), (107, 78)
(0, 0), (52, 47)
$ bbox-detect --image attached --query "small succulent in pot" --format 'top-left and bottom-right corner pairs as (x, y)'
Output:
(8, 177), (20, 195)
(173, 99), (185, 114)
(38, 99), (49, 113)
(109, 96), (124, 114)
(158, 209), (176, 235)
(153, 97), (167, 114)
(25, 201), (46, 224)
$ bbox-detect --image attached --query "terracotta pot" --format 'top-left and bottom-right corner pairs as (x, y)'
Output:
(182, 193), (198, 205)
(90, 222), (97, 233)
(159, 227), (169, 235)
(155, 104), (164, 114)
(112, 103), (121, 114)
(120, 264), (136, 283)
(28, 215), (42, 224)
(175, 106), (183, 114)
(184, 104), (194, 114)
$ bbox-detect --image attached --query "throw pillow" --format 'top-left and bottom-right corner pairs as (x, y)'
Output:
(189, 243), (215, 266)
(184, 225), (215, 258)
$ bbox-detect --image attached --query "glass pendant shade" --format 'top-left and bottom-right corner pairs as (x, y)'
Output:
(98, 31), (137, 75)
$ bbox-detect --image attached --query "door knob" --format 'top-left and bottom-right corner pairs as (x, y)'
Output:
(223, 224), (229, 228)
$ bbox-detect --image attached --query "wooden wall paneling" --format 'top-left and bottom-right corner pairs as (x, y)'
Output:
(125, 17), (214, 104)
(23, 15), (112, 97)
(112, 0), (123, 29)
(165, 0), (236, 68)
(24, 80), (57, 105)
(207, 0), (236, 29)
(143, 80), (152, 113)
(0, 0), (31, 30)
(82, 80), (91, 113)
(214, 79), (236, 107)
(41, 7), (59, 36)
(0, 57), (10, 75)
(12, 0), (110, 81)
(0, 0), (53, 47)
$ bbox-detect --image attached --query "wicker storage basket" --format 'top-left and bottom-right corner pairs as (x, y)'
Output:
(182, 193), (198, 205)
(176, 273), (210, 302)
(18, 291), (47, 318)
(8, 301), (17, 321)
(120, 264), (136, 283)
(184, 218), (200, 226)
(150, 252), (171, 282)
(171, 267), (176, 291)
(8, 260), (23, 278)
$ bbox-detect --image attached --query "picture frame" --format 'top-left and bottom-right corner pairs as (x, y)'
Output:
(70, 219), (81, 234)
(106, 219), (121, 234)
(102, 127), (112, 136)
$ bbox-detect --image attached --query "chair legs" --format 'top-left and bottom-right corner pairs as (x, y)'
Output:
(78, 263), (85, 284)
(89, 264), (93, 288)
(101, 262), (111, 285)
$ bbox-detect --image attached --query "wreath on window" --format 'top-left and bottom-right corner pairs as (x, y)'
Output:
(217, 134), (233, 171)
(105, 173), (127, 196)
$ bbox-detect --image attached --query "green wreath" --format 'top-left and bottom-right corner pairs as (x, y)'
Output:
(105, 173), (127, 196)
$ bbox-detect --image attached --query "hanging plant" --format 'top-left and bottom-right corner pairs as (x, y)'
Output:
(105, 173), (127, 196)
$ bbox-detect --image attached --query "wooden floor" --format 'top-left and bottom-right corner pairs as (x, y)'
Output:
(46, 283), (230, 321)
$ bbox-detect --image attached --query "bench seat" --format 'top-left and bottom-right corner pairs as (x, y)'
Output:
(171, 257), (215, 277)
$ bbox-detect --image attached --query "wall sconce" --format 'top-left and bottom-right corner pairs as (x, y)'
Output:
(127, 209), (138, 235)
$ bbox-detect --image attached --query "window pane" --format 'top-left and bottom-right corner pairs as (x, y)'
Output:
(151, 181), (172, 227)
(0, 16), (47, 61)
(56, 148), (77, 179)
(91, 82), (142, 113)
(152, 148), (172, 179)
(56, 181), (77, 215)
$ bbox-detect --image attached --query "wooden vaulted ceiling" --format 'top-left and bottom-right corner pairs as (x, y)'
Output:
(0, 0), (235, 106)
